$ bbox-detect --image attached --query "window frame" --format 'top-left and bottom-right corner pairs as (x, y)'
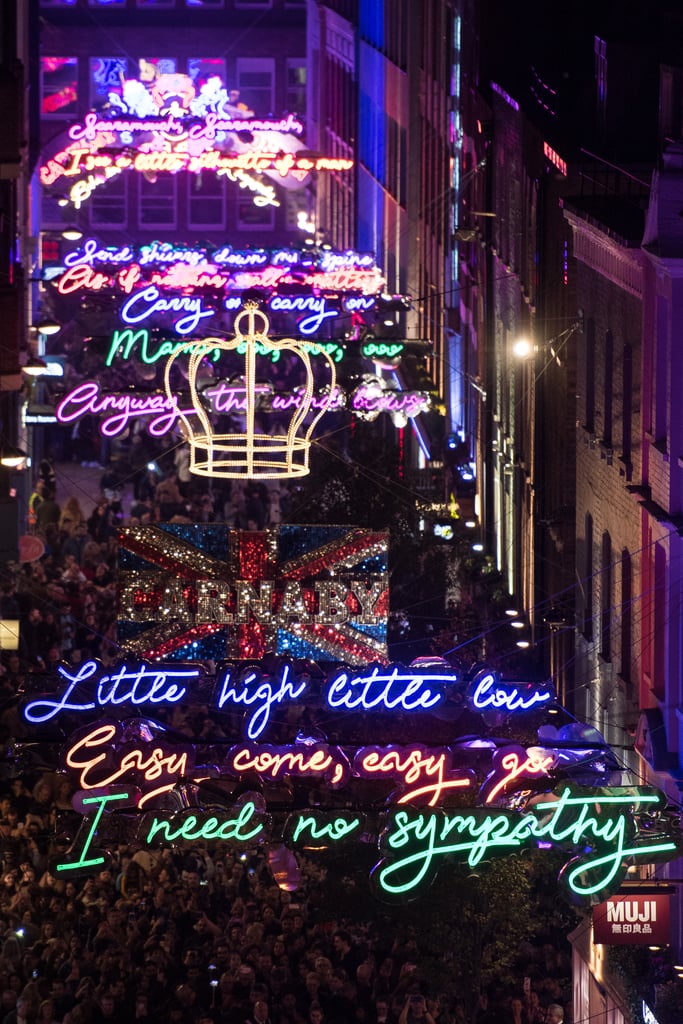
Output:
(138, 173), (178, 229)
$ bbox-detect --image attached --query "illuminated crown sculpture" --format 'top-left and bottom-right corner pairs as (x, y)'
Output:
(164, 305), (337, 480)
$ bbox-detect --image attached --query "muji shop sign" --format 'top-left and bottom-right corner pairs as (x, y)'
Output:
(592, 893), (672, 945)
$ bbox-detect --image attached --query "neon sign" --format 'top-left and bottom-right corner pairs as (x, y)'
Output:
(24, 658), (559, 740)
(372, 785), (680, 901)
(361, 340), (406, 360)
(39, 74), (352, 210)
(225, 168), (280, 207)
(23, 660), (200, 724)
(55, 382), (184, 438)
(326, 666), (445, 712)
(57, 792), (266, 874)
(350, 382), (432, 419)
(56, 791), (131, 874)
(268, 295), (339, 334)
(67, 111), (304, 144)
(470, 673), (553, 713)
(48, 241), (387, 339)
(144, 799), (265, 846)
(120, 287), (215, 335)
(53, 377), (431, 441)
(55, 783), (683, 904)
(64, 722), (194, 807)
(482, 747), (555, 804)
(228, 742), (349, 787)
(216, 663), (308, 739)
(53, 243), (385, 294)
(284, 811), (364, 848)
(354, 746), (472, 806)
(104, 329), (221, 368)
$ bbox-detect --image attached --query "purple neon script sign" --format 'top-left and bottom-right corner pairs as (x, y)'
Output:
(54, 378), (432, 440)
(56, 382), (185, 437)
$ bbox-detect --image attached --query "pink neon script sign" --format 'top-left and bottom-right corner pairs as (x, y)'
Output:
(56, 382), (184, 437)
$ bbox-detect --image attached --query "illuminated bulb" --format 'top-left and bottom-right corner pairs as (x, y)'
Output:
(511, 620), (525, 629)
(465, 520), (476, 528)
(516, 639), (530, 649)
(472, 543), (483, 552)
(505, 609), (519, 617)
(512, 338), (533, 359)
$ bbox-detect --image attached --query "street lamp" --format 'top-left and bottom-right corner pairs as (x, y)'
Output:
(511, 321), (582, 368)
(22, 356), (48, 377)
(512, 337), (533, 359)
(0, 443), (27, 468)
(32, 319), (61, 337)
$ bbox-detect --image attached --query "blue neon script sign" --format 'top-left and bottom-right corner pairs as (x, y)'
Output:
(23, 660), (556, 734)
(23, 660), (200, 724)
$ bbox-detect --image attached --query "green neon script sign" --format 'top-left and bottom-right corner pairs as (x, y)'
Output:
(55, 783), (683, 903)
(371, 785), (682, 902)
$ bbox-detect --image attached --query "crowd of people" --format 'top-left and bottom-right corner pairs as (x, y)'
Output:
(0, 461), (570, 1024)
(0, 769), (569, 1024)
(7, 456), (289, 678)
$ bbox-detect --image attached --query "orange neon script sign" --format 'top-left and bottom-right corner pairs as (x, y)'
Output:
(354, 746), (473, 806)
(228, 742), (348, 787)
(64, 723), (193, 807)
(483, 747), (556, 803)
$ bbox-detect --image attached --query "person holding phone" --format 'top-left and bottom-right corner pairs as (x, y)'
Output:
(398, 993), (436, 1024)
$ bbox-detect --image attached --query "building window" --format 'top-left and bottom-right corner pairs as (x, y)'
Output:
(188, 174), (225, 228)
(603, 329), (613, 447)
(140, 58), (177, 79)
(584, 316), (595, 433)
(188, 58), (225, 88)
(594, 36), (607, 127)
(286, 61), (306, 116)
(41, 193), (68, 229)
(41, 57), (78, 118)
(583, 512), (593, 641)
(285, 190), (307, 230)
(91, 174), (127, 227)
(90, 58), (128, 109)
(139, 174), (176, 227)
(655, 295), (668, 445)
(653, 542), (666, 700)
(385, 115), (406, 206)
(620, 549), (631, 683)
(237, 193), (274, 231)
(600, 531), (612, 662)
(621, 343), (632, 467)
(235, 58), (275, 116)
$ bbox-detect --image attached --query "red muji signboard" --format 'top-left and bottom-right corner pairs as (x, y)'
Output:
(593, 893), (671, 945)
